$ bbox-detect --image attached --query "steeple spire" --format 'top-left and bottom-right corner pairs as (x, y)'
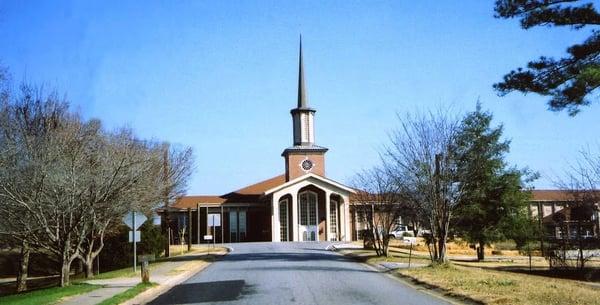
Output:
(297, 35), (308, 108)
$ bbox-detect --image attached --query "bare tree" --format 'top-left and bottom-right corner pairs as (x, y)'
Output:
(76, 130), (165, 278)
(553, 147), (600, 270)
(0, 84), (71, 290)
(351, 166), (404, 257)
(0, 78), (194, 288)
(160, 143), (194, 257)
(384, 110), (462, 263)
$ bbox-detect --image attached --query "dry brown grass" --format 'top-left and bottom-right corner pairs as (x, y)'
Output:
(398, 264), (600, 305)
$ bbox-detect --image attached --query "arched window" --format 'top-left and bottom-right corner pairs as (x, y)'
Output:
(330, 199), (338, 238)
(279, 199), (289, 242)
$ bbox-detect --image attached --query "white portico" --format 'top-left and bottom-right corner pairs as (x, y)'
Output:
(266, 173), (354, 242)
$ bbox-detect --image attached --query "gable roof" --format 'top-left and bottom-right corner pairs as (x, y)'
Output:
(170, 174), (287, 209)
(171, 195), (226, 209)
(229, 174), (286, 195)
(263, 172), (356, 195)
(221, 174), (287, 202)
(170, 173), (356, 210)
(531, 190), (575, 202)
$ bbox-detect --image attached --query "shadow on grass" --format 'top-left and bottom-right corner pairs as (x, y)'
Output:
(0, 276), (60, 297)
(481, 265), (600, 282)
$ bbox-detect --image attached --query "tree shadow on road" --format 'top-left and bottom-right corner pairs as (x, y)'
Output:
(147, 280), (255, 305)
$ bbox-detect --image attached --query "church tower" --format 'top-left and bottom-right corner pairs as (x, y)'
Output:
(282, 37), (328, 181)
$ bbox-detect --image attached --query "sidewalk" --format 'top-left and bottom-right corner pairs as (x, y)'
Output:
(58, 248), (228, 305)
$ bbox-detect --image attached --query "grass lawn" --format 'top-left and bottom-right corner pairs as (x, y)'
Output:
(96, 282), (156, 305)
(0, 283), (100, 305)
(339, 247), (433, 266)
(398, 264), (600, 305)
(90, 246), (225, 280)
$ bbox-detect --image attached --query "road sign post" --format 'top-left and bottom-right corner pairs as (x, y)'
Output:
(204, 235), (213, 255)
(123, 211), (147, 273)
(403, 237), (417, 268)
(133, 212), (136, 272)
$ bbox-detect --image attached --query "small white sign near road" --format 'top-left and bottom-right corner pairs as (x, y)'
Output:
(204, 235), (213, 241)
(403, 237), (417, 245)
(129, 230), (141, 242)
(123, 212), (147, 230)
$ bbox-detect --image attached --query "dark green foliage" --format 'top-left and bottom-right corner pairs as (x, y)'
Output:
(98, 225), (131, 271)
(98, 220), (164, 272)
(494, 0), (600, 115)
(453, 104), (536, 259)
(138, 221), (166, 258)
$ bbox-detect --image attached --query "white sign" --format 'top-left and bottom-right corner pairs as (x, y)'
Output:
(123, 212), (147, 230)
(207, 214), (221, 226)
(403, 237), (417, 245)
(204, 235), (213, 240)
(129, 230), (141, 242)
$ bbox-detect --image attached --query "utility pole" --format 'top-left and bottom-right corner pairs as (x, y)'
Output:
(162, 145), (170, 258)
(434, 153), (442, 262)
(187, 208), (192, 251)
(132, 211), (137, 272)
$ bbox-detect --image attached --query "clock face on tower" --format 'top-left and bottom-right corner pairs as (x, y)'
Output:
(301, 159), (314, 172)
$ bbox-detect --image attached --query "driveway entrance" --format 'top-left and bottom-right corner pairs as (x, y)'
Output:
(149, 242), (450, 305)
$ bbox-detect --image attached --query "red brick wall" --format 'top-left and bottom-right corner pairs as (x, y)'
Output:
(284, 152), (325, 181)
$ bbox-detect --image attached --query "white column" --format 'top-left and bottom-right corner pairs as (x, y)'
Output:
(325, 191), (331, 242)
(272, 196), (280, 242)
(345, 198), (351, 241)
(315, 193), (319, 242)
(291, 191), (299, 241)
(339, 200), (345, 241)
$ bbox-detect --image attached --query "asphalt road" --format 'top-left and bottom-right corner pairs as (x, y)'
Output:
(148, 242), (451, 305)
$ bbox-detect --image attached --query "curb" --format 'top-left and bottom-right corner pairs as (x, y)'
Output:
(121, 251), (228, 305)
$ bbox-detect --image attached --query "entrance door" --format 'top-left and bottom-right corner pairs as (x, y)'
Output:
(229, 209), (247, 242)
(299, 192), (318, 241)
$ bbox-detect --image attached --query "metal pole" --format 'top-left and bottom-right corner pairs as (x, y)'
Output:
(187, 208), (192, 251)
(221, 206), (224, 244)
(408, 243), (413, 268)
(133, 212), (137, 272)
(197, 204), (201, 245)
(213, 214), (216, 248)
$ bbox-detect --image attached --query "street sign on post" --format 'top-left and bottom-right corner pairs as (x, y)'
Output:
(403, 237), (417, 268)
(129, 230), (141, 242)
(123, 212), (147, 230)
(122, 211), (147, 272)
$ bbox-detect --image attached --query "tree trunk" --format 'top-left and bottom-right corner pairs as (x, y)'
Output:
(83, 254), (94, 279)
(60, 259), (70, 287)
(437, 237), (447, 263)
(16, 241), (30, 292)
(383, 238), (390, 257)
(162, 212), (170, 258)
(477, 241), (485, 261)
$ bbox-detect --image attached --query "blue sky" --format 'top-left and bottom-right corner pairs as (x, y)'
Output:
(1, 1), (597, 195)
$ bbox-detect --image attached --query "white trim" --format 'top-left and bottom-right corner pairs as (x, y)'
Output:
(264, 173), (356, 195)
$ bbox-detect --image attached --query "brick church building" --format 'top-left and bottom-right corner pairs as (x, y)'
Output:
(162, 41), (356, 244)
